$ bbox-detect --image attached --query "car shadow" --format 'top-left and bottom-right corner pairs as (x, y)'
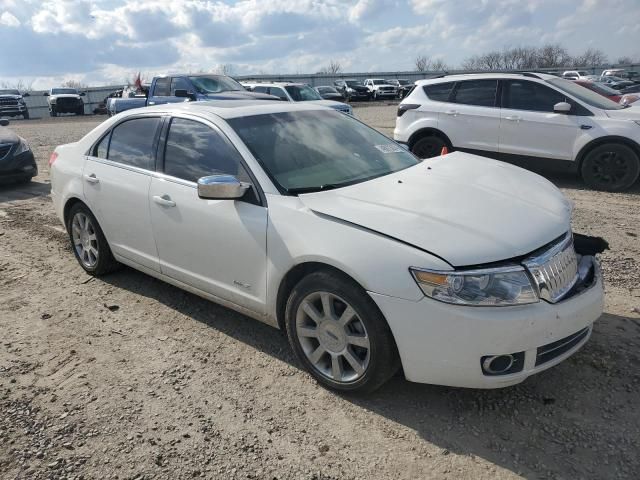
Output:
(0, 180), (51, 203)
(521, 169), (640, 195)
(102, 267), (636, 479)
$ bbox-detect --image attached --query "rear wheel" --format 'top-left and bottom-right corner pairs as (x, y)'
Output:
(285, 271), (399, 393)
(411, 135), (448, 159)
(66, 203), (120, 276)
(580, 143), (640, 192)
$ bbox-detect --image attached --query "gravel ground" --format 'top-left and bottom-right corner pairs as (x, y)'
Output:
(1, 110), (639, 480)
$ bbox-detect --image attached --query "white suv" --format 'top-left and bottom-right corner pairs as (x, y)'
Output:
(394, 72), (640, 191)
(363, 79), (397, 100)
(242, 82), (352, 115)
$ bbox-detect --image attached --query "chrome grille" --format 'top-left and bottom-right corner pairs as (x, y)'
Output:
(524, 234), (578, 303)
(0, 98), (18, 106)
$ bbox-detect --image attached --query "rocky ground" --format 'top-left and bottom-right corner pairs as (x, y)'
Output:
(1, 110), (639, 480)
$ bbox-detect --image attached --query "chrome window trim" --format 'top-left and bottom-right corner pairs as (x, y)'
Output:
(85, 155), (154, 177)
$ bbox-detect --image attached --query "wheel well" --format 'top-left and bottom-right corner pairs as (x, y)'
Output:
(62, 197), (86, 226)
(576, 136), (640, 168)
(275, 262), (365, 331)
(408, 128), (453, 150)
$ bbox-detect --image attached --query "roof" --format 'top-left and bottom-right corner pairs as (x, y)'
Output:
(142, 99), (334, 119)
(414, 72), (557, 85)
(241, 81), (306, 87)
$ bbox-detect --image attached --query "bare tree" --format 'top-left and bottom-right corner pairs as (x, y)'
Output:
(430, 59), (448, 71)
(61, 79), (88, 89)
(214, 64), (236, 76)
(617, 56), (635, 64)
(573, 48), (608, 68)
(0, 79), (34, 91)
(319, 60), (342, 74)
(536, 44), (572, 68)
(414, 55), (430, 72)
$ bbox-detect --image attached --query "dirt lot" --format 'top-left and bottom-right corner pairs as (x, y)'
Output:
(1, 110), (639, 480)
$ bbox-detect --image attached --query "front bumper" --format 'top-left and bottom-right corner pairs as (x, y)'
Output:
(370, 259), (604, 388)
(0, 105), (28, 116)
(0, 150), (38, 183)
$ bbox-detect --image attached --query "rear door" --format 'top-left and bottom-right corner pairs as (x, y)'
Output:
(437, 79), (500, 153)
(83, 116), (162, 271)
(499, 79), (580, 160)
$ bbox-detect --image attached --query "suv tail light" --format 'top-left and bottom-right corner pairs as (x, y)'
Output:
(48, 151), (58, 167)
(397, 104), (420, 117)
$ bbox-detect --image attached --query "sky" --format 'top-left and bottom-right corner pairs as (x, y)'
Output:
(0, 0), (639, 89)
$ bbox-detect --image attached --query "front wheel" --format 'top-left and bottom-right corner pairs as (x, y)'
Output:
(580, 143), (640, 192)
(50, 108), (57, 117)
(23, 111), (29, 120)
(285, 271), (399, 394)
(66, 203), (120, 276)
(411, 135), (448, 159)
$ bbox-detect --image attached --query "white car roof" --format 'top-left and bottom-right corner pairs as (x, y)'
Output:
(141, 99), (333, 119)
(414, 72), (557, 85)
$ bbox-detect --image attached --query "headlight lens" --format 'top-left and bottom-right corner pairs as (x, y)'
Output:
(346, 88), (354, 92)
(14, 138), (31, 155)
(410, 266), (538, 306)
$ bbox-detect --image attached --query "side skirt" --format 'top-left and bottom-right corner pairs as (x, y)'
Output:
(455, 148), (580, 175)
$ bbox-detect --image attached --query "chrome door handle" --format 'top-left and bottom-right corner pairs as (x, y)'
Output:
(153, 194), (176, 207)
(84, 174), (99, 184)
(504, 115), (522, 122)
(444, 110), (459, 116)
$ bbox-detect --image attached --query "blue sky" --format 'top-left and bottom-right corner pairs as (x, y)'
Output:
(0, 0), (639, 88)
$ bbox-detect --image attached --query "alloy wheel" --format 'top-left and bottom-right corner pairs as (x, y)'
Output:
(295, 291), (370, 383)
(589, 150), (630, 187)
(71, 212), (99, 268)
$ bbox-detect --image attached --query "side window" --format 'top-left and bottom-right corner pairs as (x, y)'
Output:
(170, 77), (190, 95)
(108, 117), (161, 170)
(153, 78), (170, 97)
(163, 118), (250, 183)
(253, 86), (268, 94)
(502, 80), (567, 113)
(268, 87), (289, 101)
(423, 82), (455, 102)
(451, 80), (498, 107)
(93, 132), (110, 158)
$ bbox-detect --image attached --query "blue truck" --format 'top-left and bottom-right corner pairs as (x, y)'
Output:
(107, 74), (276, 115)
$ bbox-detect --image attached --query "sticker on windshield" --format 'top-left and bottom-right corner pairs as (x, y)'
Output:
(375, 144), (405, 153)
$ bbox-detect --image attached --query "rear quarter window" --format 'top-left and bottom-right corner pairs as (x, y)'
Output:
(108, 117), (161, 170)
(423, 82), (455, 102)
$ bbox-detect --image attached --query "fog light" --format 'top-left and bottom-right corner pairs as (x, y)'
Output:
(480, 352), (525, 376)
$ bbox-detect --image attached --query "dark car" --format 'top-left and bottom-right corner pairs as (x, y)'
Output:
(334, 79), (370, 101)
(94, 89), (123, 115)
(386, 79), (413, 99)
(0, 118), (37, 184)
(314, 86), (344, 101)
(0, 89), (30, 119)
(620, 84), (640, 94)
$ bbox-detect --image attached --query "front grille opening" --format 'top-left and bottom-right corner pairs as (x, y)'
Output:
(536, 327), (590, 366)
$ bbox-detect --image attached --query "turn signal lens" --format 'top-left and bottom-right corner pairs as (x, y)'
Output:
(414, 271), (448, 285)
(49, 151), (58, 166)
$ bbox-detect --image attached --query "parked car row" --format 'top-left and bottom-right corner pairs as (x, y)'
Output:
(395, 72), (640, 192)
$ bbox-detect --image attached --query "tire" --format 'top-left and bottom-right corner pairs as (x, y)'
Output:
(285, 270), (400, 394)
(50, 107), (57, 117)
(76, 106), (84, 116)
(580, 143), (640, 192)
(23, 111), (29, 120)
(373, 91), (378, 100)
(66, 203), (121, 276)
(411, 135), (449, 159)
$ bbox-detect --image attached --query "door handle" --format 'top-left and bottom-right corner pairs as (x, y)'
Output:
(84, 173), (99, 184)
(504, 115), (522, 122)
(444, 110), (459, 116)
(153, 194), (176, 207)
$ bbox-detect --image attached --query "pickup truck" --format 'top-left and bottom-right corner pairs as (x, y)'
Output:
(44, 88), (85, 116)
(107, 74), (276, 115)
(0, 89), (30, 119)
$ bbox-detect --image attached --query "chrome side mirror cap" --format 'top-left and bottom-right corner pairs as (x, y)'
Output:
(553, 101), (572, 114)
(197, 174), (250, 200)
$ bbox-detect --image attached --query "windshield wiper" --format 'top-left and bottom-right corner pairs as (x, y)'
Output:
(286, 184), (344, 195)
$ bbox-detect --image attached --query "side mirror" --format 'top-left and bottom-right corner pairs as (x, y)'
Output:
(197, 174), (249, 200)
(23, 92), (30, 97)
(80, 92), (86, 96)
(553, 102), (572, 114)
(43, 92), (50, 96)
(0, 118), (9, 127)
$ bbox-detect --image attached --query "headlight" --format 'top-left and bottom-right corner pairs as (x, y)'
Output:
(410, 266), (538, 306)
(346, 88), (354, 93)
(14, 138), (31, 155)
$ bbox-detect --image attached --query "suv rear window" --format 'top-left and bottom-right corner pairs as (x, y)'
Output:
(423, 82), (454, 102)
(451, 80), (498, 107)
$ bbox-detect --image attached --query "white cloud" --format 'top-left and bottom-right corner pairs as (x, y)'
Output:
(0, 10), (19, 26)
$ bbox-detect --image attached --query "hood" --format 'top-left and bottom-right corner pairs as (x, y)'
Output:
(203, 91), (278, 101)
(604, 104), (640, 119)
(0, 127), (20, 144)
(51, 94), (81, 99)
(0, 94), (22, 100)
(298, 152), (571, 267)
(308, 100), (349, 108)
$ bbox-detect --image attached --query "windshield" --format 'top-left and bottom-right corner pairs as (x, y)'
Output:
(188, 76), (244, 94)
(584, 82), (619, 96)
(372, 79), (386, 85)
(284, 85), (322, 101)
(52, 88), (78, 95)
(317, 87), (336, 93)
(547, 78), (624, 110)
(345, 80), (363, 87)
(605, 76), (627, 82)
(227, 110), (419, 194)
(0, 89), (20, 95)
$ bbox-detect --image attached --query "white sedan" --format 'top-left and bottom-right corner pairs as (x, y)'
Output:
(49, 101), (604, 393)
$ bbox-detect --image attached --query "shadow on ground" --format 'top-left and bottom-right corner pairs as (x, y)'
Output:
(102, 267), (637, 479)
(0, 180), (51, 203)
